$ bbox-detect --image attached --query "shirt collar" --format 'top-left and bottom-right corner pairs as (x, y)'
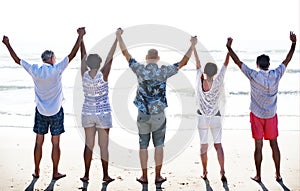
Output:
(260, 69), (269, 73)
(43, 63), (53, 67)
(146, 63), (158, 69)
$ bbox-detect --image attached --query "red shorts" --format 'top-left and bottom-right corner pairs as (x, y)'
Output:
(250, 112), (278, 140)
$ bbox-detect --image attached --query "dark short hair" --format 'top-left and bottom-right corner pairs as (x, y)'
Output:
(204, 62), (218, 77)
(86, 54), (102, 69)
(41, 50), (53, 62)
(256, 54), (270, 70)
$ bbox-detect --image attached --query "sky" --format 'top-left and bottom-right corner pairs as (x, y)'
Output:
(0, 0), (299, 54)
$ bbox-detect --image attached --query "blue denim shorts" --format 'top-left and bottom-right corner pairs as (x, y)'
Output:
(137, 110), (166, 148)
(33, 107), (65, 136)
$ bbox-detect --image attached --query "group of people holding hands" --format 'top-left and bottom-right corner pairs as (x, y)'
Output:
(1, 26), (297, 188)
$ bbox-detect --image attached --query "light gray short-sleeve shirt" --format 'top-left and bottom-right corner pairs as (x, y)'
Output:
(241, 63), (286, 118)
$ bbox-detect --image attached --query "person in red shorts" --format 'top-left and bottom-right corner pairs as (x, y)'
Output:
(226, 32), (297, 183)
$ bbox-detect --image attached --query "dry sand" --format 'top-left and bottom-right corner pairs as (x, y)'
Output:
(0, 123), (299, 191)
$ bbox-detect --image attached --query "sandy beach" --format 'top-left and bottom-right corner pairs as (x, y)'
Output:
(0, 117), (299, 191)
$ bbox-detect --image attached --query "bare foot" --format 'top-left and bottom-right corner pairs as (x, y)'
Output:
(276, 175), (282, 182)
(80, 176), (89, 182)
(155, 176), (167, 184)
(221, 175), (227, 182)
(251, 176), (261, 183)
(136, 177), (148, 184)
(201, 171), (208, 180)
(103, 176), (115, 183)
(220, 171), (227, 182)
(32, 169), (40, 178)
(53, 172), (66, 180)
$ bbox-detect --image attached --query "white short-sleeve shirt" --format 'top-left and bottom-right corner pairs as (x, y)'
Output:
(21, 57), (69, 116)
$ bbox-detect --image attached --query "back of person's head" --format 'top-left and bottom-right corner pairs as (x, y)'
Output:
(41, 50), (54, 62)
(204, 62), (218, 77)
(146, 49), (159, 63)
(87, 54), (102, 69)
(256, 54), (270, 70)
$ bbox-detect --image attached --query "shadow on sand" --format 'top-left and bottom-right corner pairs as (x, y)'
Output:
(78, 180), (113, 191)
(251, 178), (268, 191)
(24, 176), (38, 191)
(137, 180), (166, 191)
(44, 179), (58, 191)
(276, 179), (290, 191)
(201, 177), (230, 191)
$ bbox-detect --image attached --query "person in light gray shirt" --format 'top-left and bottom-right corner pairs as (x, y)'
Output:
(226, 31), (297, 183)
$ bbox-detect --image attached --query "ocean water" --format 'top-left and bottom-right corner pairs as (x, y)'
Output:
(0, 47), (299, 135)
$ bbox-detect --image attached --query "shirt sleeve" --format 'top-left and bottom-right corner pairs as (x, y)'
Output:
(54, 56), (69, 74)
(274, 63), (286, 80)
(241, 63), (256, 80)
(128, 57), (142, 74)
(21, 59), (35, 76)
(163, 63), (179, 78)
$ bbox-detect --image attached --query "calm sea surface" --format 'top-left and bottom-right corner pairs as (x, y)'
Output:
(0, 47), (299, 132)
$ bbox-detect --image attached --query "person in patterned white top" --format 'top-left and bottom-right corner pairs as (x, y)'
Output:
(79, 34), (118, 183)
(194, 45), (230, 182)
(116, 28), (197, 185)
(226, 32), (297, 183)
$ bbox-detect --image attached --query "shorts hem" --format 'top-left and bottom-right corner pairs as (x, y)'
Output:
(51, 130), (65, 136)
(154, 144), (165, 148)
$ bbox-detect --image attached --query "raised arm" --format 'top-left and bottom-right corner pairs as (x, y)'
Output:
(116, 28), (131, 62)
(224, 52), (230, 67)
(178, 36), (197, 69)
(282, 31), (297, 67)
(80, 40), (88, 77)
(101, 38), (118, 81)
(226, 37), (242, 69)
(68, 27), (86, 63)
(193, 46), (201, 70)
(2, 36), (21, 65)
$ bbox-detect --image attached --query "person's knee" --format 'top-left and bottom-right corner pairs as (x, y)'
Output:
(35, 134), (44, 144)
(139, 134), (150, 149)
(214, 143), (223, 150)
(52, 142), (60, 148)
(269, 139), (279, 149)
(35, 140), (44, 147)
(51, 136), (60, 147)
(154, 145), (164, 152)
(35, 141), (43, 148)
(255, 139), (263, 149)
(200, 144), (208, 154)
(86, 141), (95, 150)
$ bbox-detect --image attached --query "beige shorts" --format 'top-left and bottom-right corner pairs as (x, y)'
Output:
(197, 115), (222, 144)
(81, 113), (112, 129)
(137, 110), (166, 148)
